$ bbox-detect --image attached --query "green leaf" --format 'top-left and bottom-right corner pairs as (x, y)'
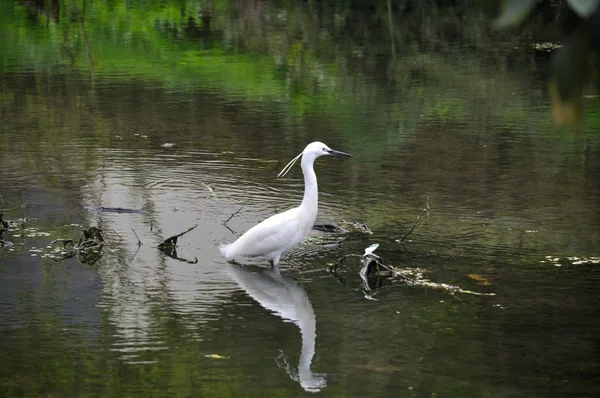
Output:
(566, 0), (600, 19)
(494, 0), (537, 29)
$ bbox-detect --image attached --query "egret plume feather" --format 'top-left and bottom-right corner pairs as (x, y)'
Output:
(277, 151), (303, 178)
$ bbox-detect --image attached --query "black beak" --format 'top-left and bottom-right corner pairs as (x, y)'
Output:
(327, 148), (352, 157)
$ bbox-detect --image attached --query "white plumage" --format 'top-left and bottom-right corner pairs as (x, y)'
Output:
(220, 141), (351, 267)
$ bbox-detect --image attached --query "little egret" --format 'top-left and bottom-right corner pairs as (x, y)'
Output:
(220, 141), (352, 267)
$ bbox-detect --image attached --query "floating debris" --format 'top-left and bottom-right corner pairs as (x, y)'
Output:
(48, 227), (105, 265)
(542, 255), (600, 266)
(204, 354), (229, 359)
(85, 206), (142, 214)
(161, 142), (175, 148)
(202, 183), (216, 198)
(531, 42), (563, 52)
(330, 243), (495, 298)
(1, 210), (37, 249)
(0, 240), (13, 248)
(468, 274), (491, 286)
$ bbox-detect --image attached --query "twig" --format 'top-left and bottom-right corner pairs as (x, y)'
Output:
(0, 202), (28, 213)
(131, 244), (141, 261)
(157, 224), (198, 251)
(131, 228), (142, 246)
(0, 194), (4, 204)
(164, 224), (197, 243)
(289, 266), (332, 275)
(223, 223), (235, 235)
(111, 229), (123, 242)
(328, 253), (362, 273)
(397, 197), (430, 243)
(223, 197), (251, 225)
(78, 239), (99, 248)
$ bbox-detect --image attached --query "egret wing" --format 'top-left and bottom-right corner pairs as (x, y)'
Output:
(229, 208), (302, 258)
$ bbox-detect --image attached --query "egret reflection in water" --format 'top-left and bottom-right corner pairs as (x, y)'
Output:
(226, 265), (327, 393)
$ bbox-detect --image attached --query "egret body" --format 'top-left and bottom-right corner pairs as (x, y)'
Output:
(220, 141), (351, 267)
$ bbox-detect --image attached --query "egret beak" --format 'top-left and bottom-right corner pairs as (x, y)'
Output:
(327, 148), (352, 157)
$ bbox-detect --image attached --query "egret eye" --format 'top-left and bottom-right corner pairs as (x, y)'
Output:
(323, 147), (327, 152)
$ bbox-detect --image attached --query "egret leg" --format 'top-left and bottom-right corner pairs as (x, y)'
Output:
(271, 255), (281, 268)
(270, 256), (282, 275)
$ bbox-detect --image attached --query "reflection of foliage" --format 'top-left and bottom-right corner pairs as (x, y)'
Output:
(0, 0), (569, 131)
(496, 0), (600, 126)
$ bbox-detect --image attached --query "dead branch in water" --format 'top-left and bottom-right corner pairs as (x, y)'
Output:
(223, 197), (251, 225)
(158, 224), (198, 251)
(131, 228), (142, 246)
(0, 202), (28, 213)
(49, 227), (105, 265)
(329, 243), (495, 297)
(111, 229), (124, 242)
(397, 197), (430, 243)
(157, 224), (199, 263)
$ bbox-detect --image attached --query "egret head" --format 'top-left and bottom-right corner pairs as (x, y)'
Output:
(278, 141), (352, 178)
(302, 141), (352, 159)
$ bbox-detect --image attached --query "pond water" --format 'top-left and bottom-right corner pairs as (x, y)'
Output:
(1, 1), (600, 397)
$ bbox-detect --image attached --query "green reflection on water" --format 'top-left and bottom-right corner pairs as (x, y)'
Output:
(1, 1), (600, 397)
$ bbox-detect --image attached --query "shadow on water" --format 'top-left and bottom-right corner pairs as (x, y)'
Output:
(226, 264), (327, 393)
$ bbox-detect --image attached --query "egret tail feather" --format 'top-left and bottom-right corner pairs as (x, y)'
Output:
(219, 243), (233, 259)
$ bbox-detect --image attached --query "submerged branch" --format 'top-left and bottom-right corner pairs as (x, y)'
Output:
(157, 224), (199, 263)
(131, 228), (142, 246)
(329, 242), (495, 298)
(158, 224), (198, 250)
(0, 202), (28, 213)
(49, 227), (105, 265)
(397, 197), (430, 243)
(223, 197), (251, 226)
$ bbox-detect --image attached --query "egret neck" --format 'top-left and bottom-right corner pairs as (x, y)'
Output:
(299, 154), (318, 223)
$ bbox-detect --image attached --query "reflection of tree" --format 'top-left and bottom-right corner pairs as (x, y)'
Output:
(80, 0), (94, 84)
(18, 0), (60, 23)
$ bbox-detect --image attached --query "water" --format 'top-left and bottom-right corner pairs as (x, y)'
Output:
(1, 1), (600, 396)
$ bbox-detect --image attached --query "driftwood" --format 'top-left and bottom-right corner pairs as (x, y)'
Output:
(329, 243), (495, 299)
(50, 227), (105, 265)
(157, 224), (198, 263)
(0, 209), (33, 248)
(85, 206), (142, 214)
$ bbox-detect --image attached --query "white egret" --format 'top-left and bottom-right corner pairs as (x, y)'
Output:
(220, 141), (352, 267)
